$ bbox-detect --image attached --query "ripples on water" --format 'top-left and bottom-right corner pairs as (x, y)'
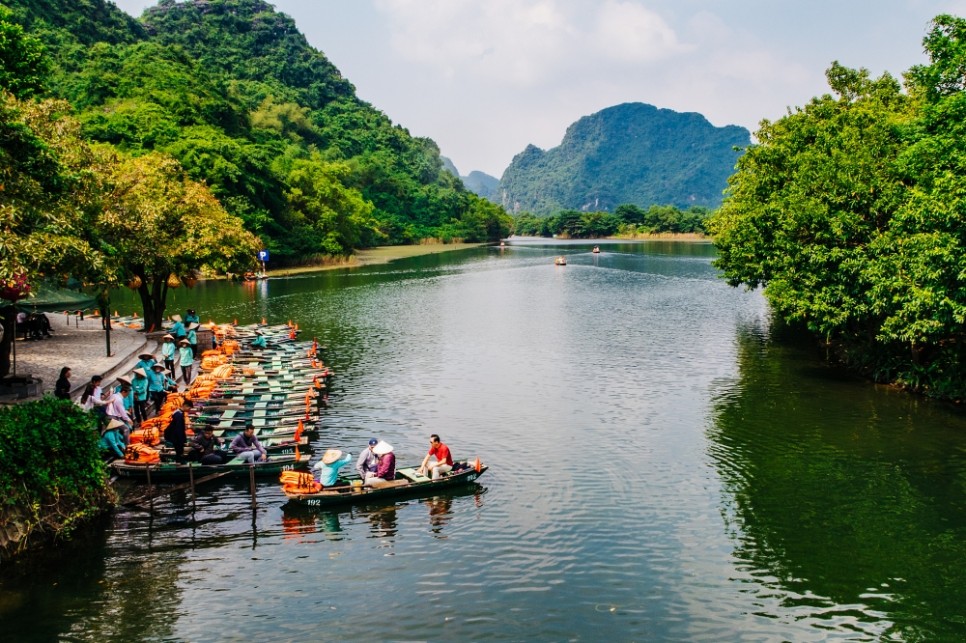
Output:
(5, 240), (966, 641)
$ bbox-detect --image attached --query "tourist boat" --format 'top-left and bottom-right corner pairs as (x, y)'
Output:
(592, 246), (600, 253)
(111, 452), (311, 482)
(281, 460), (488, 509)
(554, 256), (567, 266)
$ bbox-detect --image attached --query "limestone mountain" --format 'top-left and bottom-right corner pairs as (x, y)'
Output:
(499, 103), (750, 215)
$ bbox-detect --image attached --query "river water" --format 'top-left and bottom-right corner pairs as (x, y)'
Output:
(3, 239), (966, 641)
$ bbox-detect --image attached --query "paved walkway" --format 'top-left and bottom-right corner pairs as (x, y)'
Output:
(3, 313), (154, 401)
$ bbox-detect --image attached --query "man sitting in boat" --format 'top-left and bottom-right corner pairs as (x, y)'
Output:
(364, 441), (395, 486)
(313, 449), (353, 487)
(356, 437), (379, 479)
(190, 422), (230, 465)
(230, 424), (268, 463)
(251, 329), (267, 349)
(416, 434), (453, 479)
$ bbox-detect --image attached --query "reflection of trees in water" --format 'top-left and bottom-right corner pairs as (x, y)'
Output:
(0, 514), (183, 642)
(709, 321), (966, 640)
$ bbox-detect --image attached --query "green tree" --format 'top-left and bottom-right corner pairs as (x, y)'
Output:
(100, 151), (261, 330)
(709, 15), (966, 398)
(0, 6), (49, 98)
(0, 95), (108, 376)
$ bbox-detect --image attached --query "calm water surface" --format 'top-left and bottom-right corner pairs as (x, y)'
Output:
(3, 239), (966, 641)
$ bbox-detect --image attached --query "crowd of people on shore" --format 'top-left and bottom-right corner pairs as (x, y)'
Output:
(55, 308), (212, 461)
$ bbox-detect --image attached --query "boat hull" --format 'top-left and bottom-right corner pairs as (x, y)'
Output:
(112, 453), (311, 482)
(283, 461), (488, 509)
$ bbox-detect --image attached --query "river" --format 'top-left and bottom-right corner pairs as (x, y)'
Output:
(3, 239), (966, 641)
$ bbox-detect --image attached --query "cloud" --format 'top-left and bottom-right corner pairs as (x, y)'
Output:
(591, 1), (689, 63)
(374, 0), (686, 85)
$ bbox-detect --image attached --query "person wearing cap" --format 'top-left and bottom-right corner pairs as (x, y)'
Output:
(99, 419), (128, 461)
(160, 334), (176, 377)
(416, 434), (454, 480)
(313, 449), (353, 487)
(251, 329), (267, 349)
(364, 441), (396, 486)
(190, 422), (229, 464)
(355, 438), (380, 479)
(177, 338), (194, 385)
(170, 314), (186, 342)
(185, 308), (200, 325)
(131, 368), (149, 425)
(230, 424), (268, 463)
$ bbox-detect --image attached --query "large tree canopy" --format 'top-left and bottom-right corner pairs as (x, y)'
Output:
(102, 151), (260, 330)
(708, 15), (966, 398)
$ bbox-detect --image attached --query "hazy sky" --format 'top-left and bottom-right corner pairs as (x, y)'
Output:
(111, 0), (964, 177)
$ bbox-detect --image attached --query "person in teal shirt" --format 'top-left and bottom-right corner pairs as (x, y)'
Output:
(99, 419), (127, 461)
(251, 329), (267, 349)
(160, 333), (176, 377)
(186, 323), (199, 358)
(178, 339), (194, 385)
(147, 363), (168, 412)
(313, 449), (353, 487)
(170, 314), (186, 342)
(131, 368), (149, 425)
(185, 308), (200, 325)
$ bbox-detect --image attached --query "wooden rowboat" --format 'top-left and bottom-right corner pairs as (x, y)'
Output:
(282, 460), (488, 509)
(112, 453), (311, 482)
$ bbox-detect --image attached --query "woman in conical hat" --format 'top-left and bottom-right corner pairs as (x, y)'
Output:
(313, 448), (353, 487)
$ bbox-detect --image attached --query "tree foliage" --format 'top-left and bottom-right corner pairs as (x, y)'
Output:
(4, 0), (511, 260)
(102, 151), (260, 330)
(708, 15), (966, 399)
(514, 204), (710, 238)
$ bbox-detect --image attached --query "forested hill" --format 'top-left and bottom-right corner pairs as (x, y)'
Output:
(499, 103), (750, 215)
(2, 0), (510, 262)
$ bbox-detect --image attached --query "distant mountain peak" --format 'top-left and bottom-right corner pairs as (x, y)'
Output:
(499, 102), (750, 215)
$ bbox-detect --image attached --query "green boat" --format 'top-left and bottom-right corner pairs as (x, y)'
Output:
(112, 453), (311, 482)
(282, 460), (488, 509)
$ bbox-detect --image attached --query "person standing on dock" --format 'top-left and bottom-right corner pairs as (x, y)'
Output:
(164, 400), (190, 463)
(131, 368), (149, 426)
(178, 339), (194, 385)
(147, 363), (169, 414)
(54, 367), (72, 400)
(170, 314), (186, 343)
(160, 334), (176, 377)
(186, 323), (199, 359)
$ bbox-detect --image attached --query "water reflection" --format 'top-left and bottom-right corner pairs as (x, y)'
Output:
(709, 322), (966, 640)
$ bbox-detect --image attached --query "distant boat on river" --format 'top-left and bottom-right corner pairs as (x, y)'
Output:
(592, 246), (600, 253)
(554, 256), (567, 266)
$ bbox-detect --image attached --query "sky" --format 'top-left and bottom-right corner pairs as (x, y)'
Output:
(111, 0), (966, 178)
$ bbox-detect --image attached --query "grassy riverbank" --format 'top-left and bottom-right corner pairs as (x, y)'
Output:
(266, 243), (487, 277)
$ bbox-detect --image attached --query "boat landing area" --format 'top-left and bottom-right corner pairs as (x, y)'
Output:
(0, 314), (148, 404)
